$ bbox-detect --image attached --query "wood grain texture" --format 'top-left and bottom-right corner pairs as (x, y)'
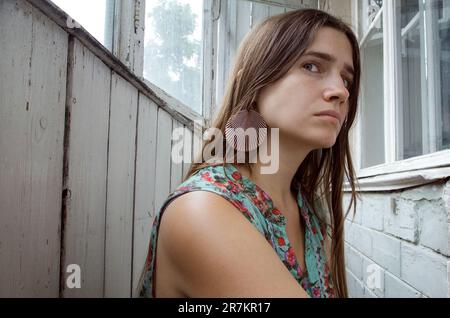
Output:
(154, 109), (173, 214)
(61, 39), (111, 298)
(104, 72), (138, 297)
(131, 94), (158, 296)
(0, 0), (67, 297)
(182, 126), (194, 180)
(170, 120), (184, 192)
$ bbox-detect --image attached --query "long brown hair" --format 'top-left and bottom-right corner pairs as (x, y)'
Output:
(184, 9), (361, 298)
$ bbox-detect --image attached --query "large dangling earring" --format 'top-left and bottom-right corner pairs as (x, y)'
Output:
(225, 102), (268, 152)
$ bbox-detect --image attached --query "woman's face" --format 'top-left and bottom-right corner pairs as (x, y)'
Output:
(257, 26), (354, 149)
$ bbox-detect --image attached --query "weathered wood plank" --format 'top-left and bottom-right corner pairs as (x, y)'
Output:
(154, 109), (173, 214)
(0, 0), (67, 297)
(131, 93), (158, 296)
(171, 120), (184, 192)
(104, 72), (138, 297)
(61, 39), (111, 298)
(216, 0), (237, 111)
(182, 126), (193, 181)
(202, 0), (215, 127)
(27, 0), (203, 130)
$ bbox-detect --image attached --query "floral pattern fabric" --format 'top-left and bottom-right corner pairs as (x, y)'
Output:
(139, 163), (335, 298)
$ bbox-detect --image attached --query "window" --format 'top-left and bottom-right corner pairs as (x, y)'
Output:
(395, 0), (450, 160)
(50, 0), (114, 51)
(143, 0), (204, 115)
(358, 0), (383, 39)
(360, 3), (385, 169)
(356, 0), (450, 171)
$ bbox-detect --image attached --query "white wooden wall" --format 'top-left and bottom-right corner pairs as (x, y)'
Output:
(0, 0), (67, 297)
(61, 38), (111, 298)
(0, 0), (193, 297)
(0, 0), (317, 297)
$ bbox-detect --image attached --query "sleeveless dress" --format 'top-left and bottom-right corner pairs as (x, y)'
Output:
(139, 163), (335, 298)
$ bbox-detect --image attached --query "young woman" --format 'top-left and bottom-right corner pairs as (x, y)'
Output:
(138, 8), (361, 298)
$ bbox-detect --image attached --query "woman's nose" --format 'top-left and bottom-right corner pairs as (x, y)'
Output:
(323, 75), (350, 103)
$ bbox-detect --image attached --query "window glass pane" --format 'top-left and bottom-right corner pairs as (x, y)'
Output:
(50, 0), (114, 51)
(359, 0), (383, 40)
(397, 0), (423, 159)
(396, 0), (450, 160)
(361, 14), (385, 168)
(144, 0), (203, 115)
(438, 0), (450, 150)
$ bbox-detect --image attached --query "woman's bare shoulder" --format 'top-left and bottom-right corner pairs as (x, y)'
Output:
(157, 191), (309, 298)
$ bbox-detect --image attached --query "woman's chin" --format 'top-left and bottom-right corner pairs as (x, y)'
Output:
(315, 136), (338, 149)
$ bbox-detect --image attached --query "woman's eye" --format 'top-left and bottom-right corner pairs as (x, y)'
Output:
(303, 63), (319, 72)
(343, 78), (352, 89)
(343, 78), (349, 88)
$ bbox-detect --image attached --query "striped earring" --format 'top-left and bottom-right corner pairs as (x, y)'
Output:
(225, 103), (268, 152)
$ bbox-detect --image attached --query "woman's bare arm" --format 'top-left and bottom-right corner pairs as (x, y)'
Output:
(157, 191), (310, 298)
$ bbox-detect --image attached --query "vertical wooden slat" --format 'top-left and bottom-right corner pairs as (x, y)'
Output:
(182, 126), (194, 180)
(104, 73), (138, 297)
(131, 94), (158, 296)
(0, 0), (67, 297)
(61, 39), (111, 298)
(202, 0), (216, 126)
(154, 109), (173, 214)
(170, 121), (184, 192)
(216, 0), (237, 106)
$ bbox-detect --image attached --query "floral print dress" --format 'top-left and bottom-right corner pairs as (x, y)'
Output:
(139, 163), (335, 298)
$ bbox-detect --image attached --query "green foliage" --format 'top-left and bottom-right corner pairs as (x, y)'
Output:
(144, 0), (202, 114)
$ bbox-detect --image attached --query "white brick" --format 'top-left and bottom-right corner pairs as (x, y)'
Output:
(401, 183), (444, 201)
(416, 199), (448, 255)
(384, 198), (418, 243)
(400, 242), (447, 298)
(371, 230), (401, 276)
(343, 194), (362, 224)
(345, 243), (363, 280)
(344, 220), (355, 244)
(448, 260), (450, 298)
(362, 256), (384, 297)
(351, 223), (373, 257)
(345, 220), (373, 257)
(384, 271), (421, 298)
(346, 269), (364, 298)
(360, 195), (387, 231)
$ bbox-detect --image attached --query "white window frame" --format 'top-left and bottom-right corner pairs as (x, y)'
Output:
(100, 0), (314, 130)
(47, 0), (319, 131)
(110, 0), (212, 128)
(350, 0), (450, 191)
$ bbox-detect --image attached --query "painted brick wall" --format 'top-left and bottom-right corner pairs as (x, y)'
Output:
(319, 0), (450, 298)
(343, 180), (450, 298)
